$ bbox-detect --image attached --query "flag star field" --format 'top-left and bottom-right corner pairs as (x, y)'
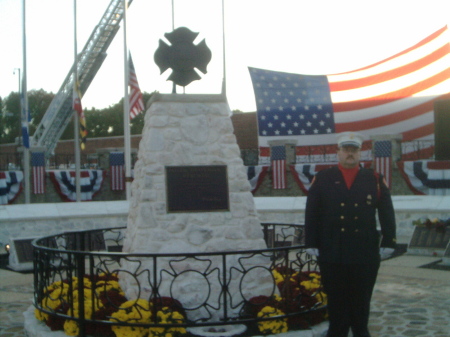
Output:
(249, 68), (336, 137)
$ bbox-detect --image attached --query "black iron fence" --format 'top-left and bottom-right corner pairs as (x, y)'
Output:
(32, 224), (327, 337)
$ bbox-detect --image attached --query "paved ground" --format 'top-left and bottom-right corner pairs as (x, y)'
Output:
(1, 254), (449, 337)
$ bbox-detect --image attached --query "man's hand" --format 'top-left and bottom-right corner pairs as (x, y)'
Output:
(379, 247), (395, 256)
(306, 248), (319, 256)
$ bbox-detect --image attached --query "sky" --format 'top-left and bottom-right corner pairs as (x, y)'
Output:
(1, 0), (450, 114)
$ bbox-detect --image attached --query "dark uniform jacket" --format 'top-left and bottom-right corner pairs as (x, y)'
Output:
(305, 166), (396, 264)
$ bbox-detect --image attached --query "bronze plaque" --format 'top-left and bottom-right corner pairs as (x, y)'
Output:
(166, 165), (229, 213)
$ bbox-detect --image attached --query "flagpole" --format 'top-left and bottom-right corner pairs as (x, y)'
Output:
(21, 0), (30, 203)
(221, 0), (226, 96)
(73, 0), (81, 202)
(123, 0), (132, 201)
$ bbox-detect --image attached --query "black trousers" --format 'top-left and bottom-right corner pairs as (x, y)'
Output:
(318, 261), (380, 337)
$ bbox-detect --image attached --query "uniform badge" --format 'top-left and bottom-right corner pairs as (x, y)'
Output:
(367, 194), (372, 205)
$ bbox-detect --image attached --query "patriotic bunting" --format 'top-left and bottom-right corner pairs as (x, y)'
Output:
(397, 161), (450, 195)
(48, 170), (105, 202)
(0, 171), (24, 205)
(247, 165), (269, 193)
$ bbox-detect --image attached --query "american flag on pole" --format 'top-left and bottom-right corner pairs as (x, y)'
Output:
(249, 26), (450, 161)
(374, 141), (393, 188)
(271, 145), (286, 189)
(73, 80), (87, 150)
(129, 53), (145, 119)
(20, 79), (30, 149)
(31, 152), (45, 194)
(110, 152), (125, 191)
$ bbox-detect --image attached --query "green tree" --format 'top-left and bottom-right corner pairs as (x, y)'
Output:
(0, 90), (54, 145)
(1, 89), (152, 145)
(1, 91), (21, 144)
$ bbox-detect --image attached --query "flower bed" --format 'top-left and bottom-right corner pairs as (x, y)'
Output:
(35, 273), (187, 337)
(244, 267), (327, 335)
(32, 226), (328, 337)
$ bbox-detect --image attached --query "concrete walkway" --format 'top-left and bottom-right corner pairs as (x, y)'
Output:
(1, 254), (449, 337)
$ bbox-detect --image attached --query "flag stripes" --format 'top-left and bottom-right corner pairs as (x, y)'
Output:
(110, 152), (125, 191)
(374, 140), (393, 189)
(129, 53), (144, 119)
(271, 146), (287, 189)
(31, 152), (45, 194)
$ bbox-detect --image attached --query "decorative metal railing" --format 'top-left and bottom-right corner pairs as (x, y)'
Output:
(32, 224), (326, 337)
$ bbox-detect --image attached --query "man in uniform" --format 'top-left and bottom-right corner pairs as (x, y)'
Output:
(305, 131), (397, 337)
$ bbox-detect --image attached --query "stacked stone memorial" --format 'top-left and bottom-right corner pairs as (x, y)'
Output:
(119, 93), (272, 321)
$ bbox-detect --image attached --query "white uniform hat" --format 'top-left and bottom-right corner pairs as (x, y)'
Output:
(337, 132), (364, 148)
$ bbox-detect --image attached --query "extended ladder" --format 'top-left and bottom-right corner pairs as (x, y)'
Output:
(32, 0), (133, 156)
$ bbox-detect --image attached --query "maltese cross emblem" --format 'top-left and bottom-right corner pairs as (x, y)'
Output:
(154, 27), (212, 87)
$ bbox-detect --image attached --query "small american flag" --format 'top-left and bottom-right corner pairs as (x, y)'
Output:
(129, 53), (145, 119)
(374, 140), (392, 188)
(271, 145), (286, 189)
(110, 152), (125, 191)
(31, 152), (45, 194)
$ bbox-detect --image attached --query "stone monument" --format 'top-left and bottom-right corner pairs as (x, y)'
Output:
(119, 28), (272, 322)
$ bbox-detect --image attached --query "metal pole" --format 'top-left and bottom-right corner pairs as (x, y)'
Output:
(21, 0), (30, 203)
(221, 0), (226, 96)
(123, 0), (132, 201)
(73, 0), (81, 202)
(13, 68), (21, 146)
(171, 0), (176, 94)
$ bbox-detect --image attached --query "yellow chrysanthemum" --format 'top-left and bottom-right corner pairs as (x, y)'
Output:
(110, 299), (152, 337)
(95, 280), (125, 296)
(300, 278), (321, 291)
(63, 319), (79, 336)
(34, 307), (48, 321)
(257, 306), (288, 334)
(149, 307), (186, 337)
(315, 291), (328, 306)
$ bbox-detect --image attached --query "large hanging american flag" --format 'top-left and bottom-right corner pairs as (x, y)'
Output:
(249, 26), (450, 162)
(129, 53), (145, 119)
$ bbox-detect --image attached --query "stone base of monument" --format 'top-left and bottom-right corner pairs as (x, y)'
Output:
(23, 304), (329, 337)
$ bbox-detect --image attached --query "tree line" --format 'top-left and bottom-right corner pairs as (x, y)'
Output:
(0, 89), (153, 145)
